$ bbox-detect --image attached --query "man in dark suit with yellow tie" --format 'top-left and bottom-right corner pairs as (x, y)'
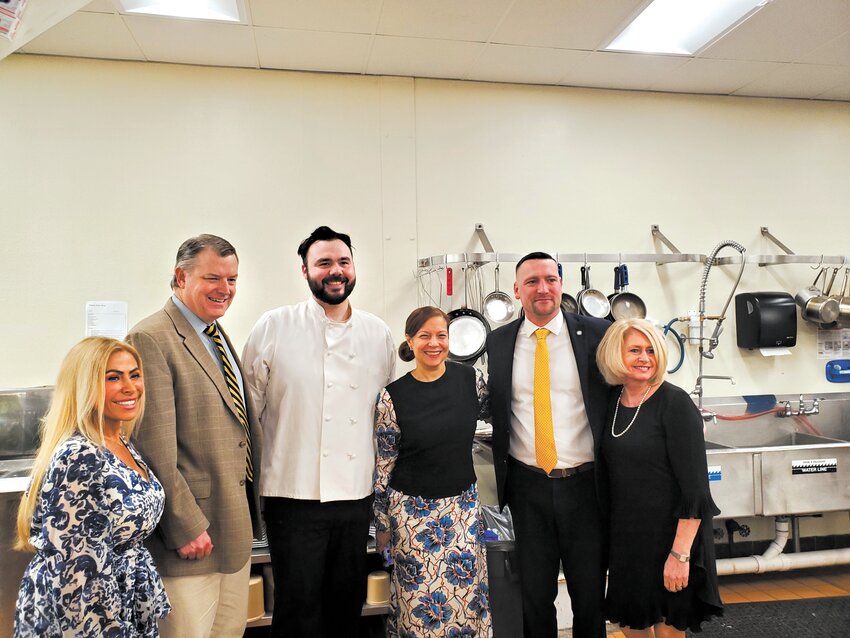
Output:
(486, 251), (609, 638)
(127, 234), (262, 638)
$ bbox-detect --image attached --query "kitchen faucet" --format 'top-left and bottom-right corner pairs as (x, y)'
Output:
(691, 240), (747, 415)
(778, 395), (824, 417)
(692, 375), (736, 422)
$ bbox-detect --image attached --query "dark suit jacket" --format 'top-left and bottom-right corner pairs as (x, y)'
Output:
(127, 299), (263, 577)
(486, 309), (610, 509)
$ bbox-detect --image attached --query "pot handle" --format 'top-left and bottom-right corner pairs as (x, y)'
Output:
(621, 264), (630, 290)
(446, 267), (453, 297)
(580, 265), (587, 290)
(613, 265), (621, 293)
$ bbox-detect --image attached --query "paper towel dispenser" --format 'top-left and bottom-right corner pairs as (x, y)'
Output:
(735, 292), (796, 349)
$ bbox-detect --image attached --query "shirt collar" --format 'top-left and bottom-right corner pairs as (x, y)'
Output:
(171, 294), (211, 336)
(520, 311), (564, 338)
(307, 295), (355, 325)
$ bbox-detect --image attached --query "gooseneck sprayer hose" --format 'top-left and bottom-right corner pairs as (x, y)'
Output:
(699, 240), (747, 317)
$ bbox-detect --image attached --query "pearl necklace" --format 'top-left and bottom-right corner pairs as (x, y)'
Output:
(611, 384), (654, 438)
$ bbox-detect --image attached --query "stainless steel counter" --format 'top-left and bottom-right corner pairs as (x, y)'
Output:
(1, 487), (31, 638)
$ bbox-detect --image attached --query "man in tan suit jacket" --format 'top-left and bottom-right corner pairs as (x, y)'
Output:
(127, 234), (262, 638)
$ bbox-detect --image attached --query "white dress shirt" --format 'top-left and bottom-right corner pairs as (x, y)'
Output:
(509, 312), (595, 469)
(242, 297), (396, 502)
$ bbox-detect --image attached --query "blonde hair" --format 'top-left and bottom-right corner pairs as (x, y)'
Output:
(596, 318), (668, 386)
(15, 337), (145, 551)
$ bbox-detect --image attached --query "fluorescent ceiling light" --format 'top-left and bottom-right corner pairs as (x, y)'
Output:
(606, 0), (771, 56)
(116, 0), (247, 23)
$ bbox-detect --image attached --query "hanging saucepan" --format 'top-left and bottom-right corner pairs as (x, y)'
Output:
(837, 269), (850, 328)
(577, 265), (610, 319)
(610, 264), (647, 320)
(802, 266), (840, 325)
(448, 266), (491, 364)
(805, 266), (841, 326)
(482, 262), (516, 324)
(558, 262), (579, 314)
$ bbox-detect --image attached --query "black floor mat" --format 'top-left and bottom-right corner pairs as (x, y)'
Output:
(693, 596), (850, 638)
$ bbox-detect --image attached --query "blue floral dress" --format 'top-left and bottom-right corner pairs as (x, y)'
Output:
(14, 434), (170, 637)
(374, 364), (491, 638)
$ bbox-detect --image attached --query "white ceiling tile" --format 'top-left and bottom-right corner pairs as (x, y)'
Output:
(255, 27), (370, 73)
(367, 36), (483, 80)
(560, 51), (687, 91)
(82, 0), (117, 13)
(733, 63), (850, 99)
(649, 58), (784, 96)
(124, 15), (258, 67)
(250, 0), (382, 34)
(798, 29), (850, 66)
(815, 82), (850, 100)
(469, 44), (589, 85)
(703, 0), (850, 63)
(376, 0), (512, 42)
(19, 12), (144, 61)
(492, 0), (644, 50)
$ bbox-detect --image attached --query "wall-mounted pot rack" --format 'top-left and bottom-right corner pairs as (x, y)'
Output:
(416, 224), (705, 269)
(416, 225), (848, 270)
(713, 227), (849, 267)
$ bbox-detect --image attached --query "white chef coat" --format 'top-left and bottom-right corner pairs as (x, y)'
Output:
(509, 312), (595, 469)
(242, 297), (395, 502)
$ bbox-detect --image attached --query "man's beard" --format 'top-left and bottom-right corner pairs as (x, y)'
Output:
(308, 275), (356, 305)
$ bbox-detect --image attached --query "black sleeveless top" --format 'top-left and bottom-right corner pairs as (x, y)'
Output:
(385, 362), (480, 499)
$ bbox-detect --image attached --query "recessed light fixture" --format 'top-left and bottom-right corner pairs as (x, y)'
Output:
(605, 0), (771, 56)
(116, 0), (248, 24)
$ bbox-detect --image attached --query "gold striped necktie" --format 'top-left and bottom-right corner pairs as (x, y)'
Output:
(204, 322), (253, 480)
(533, 327), (557, 474)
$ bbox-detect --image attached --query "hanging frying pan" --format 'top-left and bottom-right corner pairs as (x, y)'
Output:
(448, 266), (491, 364)
(578, 265), (610, 319)
(605, 265), (622, 321)
(482, 262), (516, 324)
(558, 262), (579, 314)
(610, 264), (647, 320)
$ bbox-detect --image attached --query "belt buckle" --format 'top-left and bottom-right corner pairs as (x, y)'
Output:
(547, 467), (571, 479)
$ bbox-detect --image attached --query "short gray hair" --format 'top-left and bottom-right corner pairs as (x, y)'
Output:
(170, 234), (238, 290)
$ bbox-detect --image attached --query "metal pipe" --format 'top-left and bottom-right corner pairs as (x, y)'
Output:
(716, 516), (850, 576)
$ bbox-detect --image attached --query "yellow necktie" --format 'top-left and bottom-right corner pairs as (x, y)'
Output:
(533, 328), (557, 473)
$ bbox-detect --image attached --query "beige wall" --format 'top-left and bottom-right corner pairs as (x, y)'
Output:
(2, 54), (850, 402)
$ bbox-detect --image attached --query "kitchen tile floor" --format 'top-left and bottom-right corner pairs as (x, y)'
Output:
(557, 565), (850, 637)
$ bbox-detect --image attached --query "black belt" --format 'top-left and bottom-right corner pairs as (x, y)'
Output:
(510, 457), (594, 479)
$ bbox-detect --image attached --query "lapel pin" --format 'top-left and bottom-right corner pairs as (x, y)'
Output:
(576, 330), (583, 336)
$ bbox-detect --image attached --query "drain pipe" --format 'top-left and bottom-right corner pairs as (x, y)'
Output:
(716, 516), (850, 575)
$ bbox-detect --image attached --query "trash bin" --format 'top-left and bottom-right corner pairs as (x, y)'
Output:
(486, 540), (523, 637)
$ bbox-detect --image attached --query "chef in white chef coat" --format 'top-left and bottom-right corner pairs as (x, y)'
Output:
(242, 225), (395, 638)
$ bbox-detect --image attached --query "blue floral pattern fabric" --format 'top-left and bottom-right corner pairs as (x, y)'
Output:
(14, 434), (170, 637)
(374, 368), (491, 637)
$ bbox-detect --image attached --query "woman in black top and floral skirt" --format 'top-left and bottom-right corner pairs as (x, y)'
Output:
(596, 318), (722, 637)
(373, 306), (491, 637)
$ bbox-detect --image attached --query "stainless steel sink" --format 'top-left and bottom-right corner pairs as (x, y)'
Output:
(701, 392), (850, 518)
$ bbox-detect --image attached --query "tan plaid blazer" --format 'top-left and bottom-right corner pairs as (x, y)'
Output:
(127, 299), (263, 577)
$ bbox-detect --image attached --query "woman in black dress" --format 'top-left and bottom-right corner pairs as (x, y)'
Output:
(595, 318), (722, 637)
(373, 306), (491, 637)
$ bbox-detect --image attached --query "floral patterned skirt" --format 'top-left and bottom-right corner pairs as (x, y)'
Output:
(385, 482), (491, 638)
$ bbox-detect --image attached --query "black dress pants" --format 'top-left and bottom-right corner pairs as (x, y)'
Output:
(263, 495), (372, 638)
(506, 458), (606, 638)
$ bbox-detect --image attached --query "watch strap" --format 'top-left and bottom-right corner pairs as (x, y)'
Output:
(669, 549), (690, 562)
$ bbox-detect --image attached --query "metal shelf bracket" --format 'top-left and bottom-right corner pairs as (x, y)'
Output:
(475, 223), (495, 253)
(761, 226), (795, 256)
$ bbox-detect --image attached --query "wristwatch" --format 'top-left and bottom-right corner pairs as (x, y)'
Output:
(669, 549), (690, 563)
